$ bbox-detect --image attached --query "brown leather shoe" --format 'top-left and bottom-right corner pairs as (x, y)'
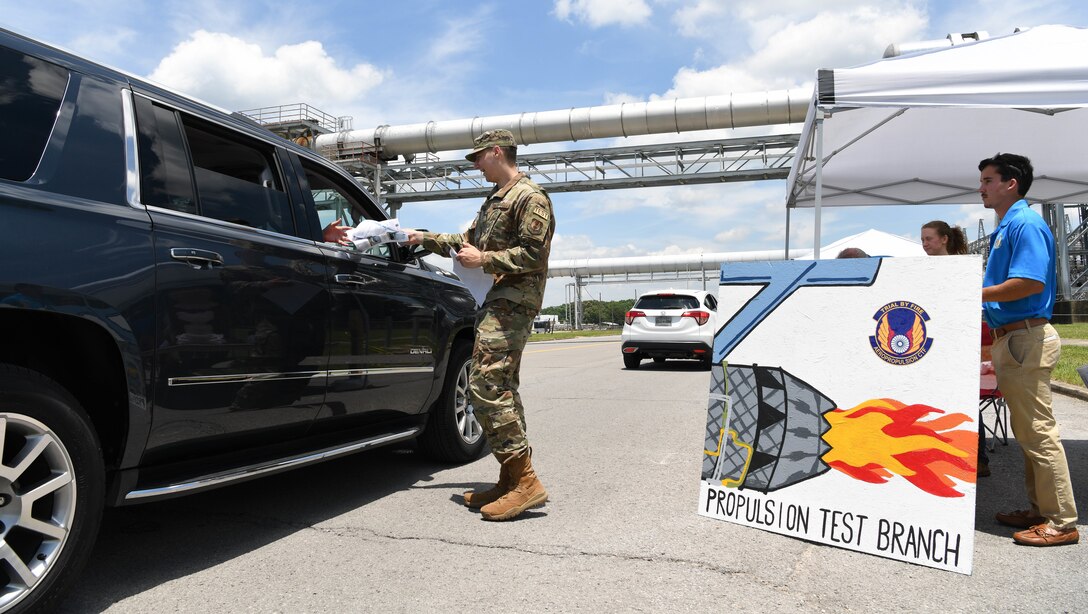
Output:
(995, 509), (1045, 529)
(1013, 524), (1080, 547)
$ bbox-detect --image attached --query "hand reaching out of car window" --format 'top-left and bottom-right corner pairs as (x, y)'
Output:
(323, 218), (353, 246)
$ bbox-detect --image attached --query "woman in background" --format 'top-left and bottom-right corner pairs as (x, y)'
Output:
(921, 220), (968, 256)
(921, 220), (989, 477)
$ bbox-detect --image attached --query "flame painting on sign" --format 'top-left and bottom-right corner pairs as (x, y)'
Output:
(824, 398), (977, 498)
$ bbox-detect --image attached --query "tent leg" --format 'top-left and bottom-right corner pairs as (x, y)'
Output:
(814, 116), (824, 260)
(1052, 203), (1072, 299)
(785, 208), (791, 259)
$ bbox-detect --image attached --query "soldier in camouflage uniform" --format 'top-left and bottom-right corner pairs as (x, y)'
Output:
(407, 129), (555, 521)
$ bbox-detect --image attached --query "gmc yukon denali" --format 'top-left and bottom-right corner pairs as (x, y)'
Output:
(0, 27), (483, 612)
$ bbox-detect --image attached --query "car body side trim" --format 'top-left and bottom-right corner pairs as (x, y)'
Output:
(121, 88), (141, 209)
(124, 428), (422, 501)
(167, 366), (434, 386)
(325, 367), (433, 377)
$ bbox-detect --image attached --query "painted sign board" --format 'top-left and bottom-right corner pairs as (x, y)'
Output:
(699, 256), (982, 574)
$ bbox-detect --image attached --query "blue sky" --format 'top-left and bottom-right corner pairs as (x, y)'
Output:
(5, 0), (1087, 307)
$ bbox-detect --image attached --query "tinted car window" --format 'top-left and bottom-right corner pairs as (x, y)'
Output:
(183, 117), (293, 234)
(302, 161), (391, 258)
(0, 46), (69, 181)
(635, 295), (699, 310)
(134, 96), (197, 214)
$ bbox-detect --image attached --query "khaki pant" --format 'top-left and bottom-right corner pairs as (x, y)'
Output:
(992, 322), (1078, 529)
(471, 299), (535, 454)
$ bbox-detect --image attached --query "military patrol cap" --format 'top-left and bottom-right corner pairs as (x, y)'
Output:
(466, 129), (517, 161)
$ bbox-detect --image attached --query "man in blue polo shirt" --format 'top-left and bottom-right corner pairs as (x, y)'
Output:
(981, 153), (1078, 547)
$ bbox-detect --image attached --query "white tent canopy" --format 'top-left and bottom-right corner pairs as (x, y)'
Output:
(794, 228), (926, 260)
(786, 25), (1088, 218)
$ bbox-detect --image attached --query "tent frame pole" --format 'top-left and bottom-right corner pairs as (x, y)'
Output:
(814, 115), (824, 259)
(784, 208), (791, 258)
(1050, 203), (1072, 299)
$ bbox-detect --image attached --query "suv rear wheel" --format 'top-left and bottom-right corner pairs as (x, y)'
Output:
(0, 365), (104, 614)
(623, 353), (641, 369)
(417, 343), (486, 462)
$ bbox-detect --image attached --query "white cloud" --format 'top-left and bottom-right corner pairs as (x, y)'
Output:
(935, 0), (1079, 40)
(147, 30), (384, 112)
(672, 0), (731, 38)
(714, 227), (752, 243)
(951, 203), (995, 237)
(666, 64), (791, 98)
(70, 28), (139, 61)
(602, 91), (645, 105)
(572, 182), (785, 224)
(746, 6), (927, 79)
(423, 7), (494, 64)
(550, 233), (644, 259)
(662, 2), (927, 97)
(553, 0), (652, 27)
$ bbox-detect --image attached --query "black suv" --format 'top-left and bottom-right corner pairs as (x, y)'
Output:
(0, 28), (483, 612)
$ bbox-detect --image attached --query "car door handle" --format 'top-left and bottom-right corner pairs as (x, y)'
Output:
(334, 273), (377, 286)
(170, 248), (224, 270)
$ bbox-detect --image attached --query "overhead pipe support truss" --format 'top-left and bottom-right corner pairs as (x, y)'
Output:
(368, 134), (800, 206)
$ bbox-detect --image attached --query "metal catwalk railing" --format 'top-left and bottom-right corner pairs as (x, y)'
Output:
(378, 134), (800, 205)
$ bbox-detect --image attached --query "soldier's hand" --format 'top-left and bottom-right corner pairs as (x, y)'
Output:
(456, 243), (484, 268)
(405, 230), (425, 245)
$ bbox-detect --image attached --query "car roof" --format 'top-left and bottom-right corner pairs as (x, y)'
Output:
(637, 289), (708, 298)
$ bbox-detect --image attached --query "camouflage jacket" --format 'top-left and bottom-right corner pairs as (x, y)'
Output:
(420, 173), (554, 310)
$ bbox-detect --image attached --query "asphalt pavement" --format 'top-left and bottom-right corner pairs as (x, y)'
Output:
(59, 336), (1088, 612)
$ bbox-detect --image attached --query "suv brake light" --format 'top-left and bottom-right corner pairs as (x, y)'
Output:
(625, 310), (646, 325)
(682, 310), (711, 325)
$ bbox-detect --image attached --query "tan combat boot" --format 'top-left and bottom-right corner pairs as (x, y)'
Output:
(463, 452), (513, 509)
(480, 448), (548, 521)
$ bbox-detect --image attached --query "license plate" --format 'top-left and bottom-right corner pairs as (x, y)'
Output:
(655, 316), (672, 326)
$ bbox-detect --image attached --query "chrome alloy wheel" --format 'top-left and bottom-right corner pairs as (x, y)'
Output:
(0, 413), (77, 612)
(453, 359), (483, 446)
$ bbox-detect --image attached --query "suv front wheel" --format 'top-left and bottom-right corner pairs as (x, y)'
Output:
(417, 343), (486, 462)
(0, 365), (104, 614)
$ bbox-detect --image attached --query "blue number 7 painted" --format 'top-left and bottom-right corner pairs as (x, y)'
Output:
(713, 259), (882, 363)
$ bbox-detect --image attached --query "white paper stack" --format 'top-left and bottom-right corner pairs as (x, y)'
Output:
(349, 218), (408, 250)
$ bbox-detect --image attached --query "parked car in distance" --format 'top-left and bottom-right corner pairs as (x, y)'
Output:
(621, 289), (718, 370)
(0, 27), (483, 613)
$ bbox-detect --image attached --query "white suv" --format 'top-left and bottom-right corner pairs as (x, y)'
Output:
(621, 289), (718, 369)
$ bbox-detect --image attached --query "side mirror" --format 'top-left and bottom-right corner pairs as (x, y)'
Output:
(397, 228), (429, 262)
(402, 243), (430, 261)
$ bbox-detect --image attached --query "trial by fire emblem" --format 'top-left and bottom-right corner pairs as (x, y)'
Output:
(870, 301), (933, 365)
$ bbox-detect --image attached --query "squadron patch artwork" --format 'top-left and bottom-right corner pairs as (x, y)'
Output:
(698, 257), (983, 574)
(870, 301), (934, 365)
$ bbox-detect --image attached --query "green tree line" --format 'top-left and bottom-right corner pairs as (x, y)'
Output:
(540, 299), (636, 325)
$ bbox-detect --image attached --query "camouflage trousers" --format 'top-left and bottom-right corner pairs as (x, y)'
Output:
(471, 299), (536, 454)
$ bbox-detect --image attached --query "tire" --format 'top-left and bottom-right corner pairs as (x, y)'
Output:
(702, 355), (713, 371)
(0, 364), (105, 614)
(652, 357), (666, 365)
(623, 353), (641, 369)
(417, 343), (486, 463)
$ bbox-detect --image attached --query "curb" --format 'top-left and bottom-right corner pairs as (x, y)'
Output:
(1051, 380), (1088, 402)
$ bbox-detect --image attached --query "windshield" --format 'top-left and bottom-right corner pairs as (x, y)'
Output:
(635, 295), (699, 310)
